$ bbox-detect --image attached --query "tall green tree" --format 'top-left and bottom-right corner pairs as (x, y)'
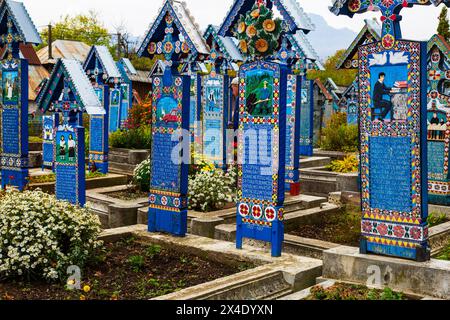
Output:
(438, 7), (450, 42)
(39, 11), (111, 48)
(307, 49), (357, 87)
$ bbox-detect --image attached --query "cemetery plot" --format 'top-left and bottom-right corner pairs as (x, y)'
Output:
(0, 236), (249, 300)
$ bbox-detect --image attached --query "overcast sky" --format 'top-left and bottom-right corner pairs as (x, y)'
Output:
(22, 0), (442, 41)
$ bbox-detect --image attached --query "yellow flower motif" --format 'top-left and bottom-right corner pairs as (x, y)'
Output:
(83, 285), (91, 293)
(238, 22), (246, 34)
(239, 40), (248, 53)
(255, 39), (269, 53)
(246, 25), (257, 38)
(263, 19), (276, 32)
(80, 294), (86, 300)
(67, 279), (75, 286)
(250, 9), (260, 18)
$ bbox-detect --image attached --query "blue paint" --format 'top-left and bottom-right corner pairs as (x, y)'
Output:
(299, 78), (314, 156)
(89, 85), (109, 174)
(1, 59), (29, 191)
(369, 136), (412, 212)
(285, 74), (301, 190)
(148, 72), (190, 237)
(42, 114), (59, 170)
(109, 88), (121, 133)
(236, 61), (288, 257)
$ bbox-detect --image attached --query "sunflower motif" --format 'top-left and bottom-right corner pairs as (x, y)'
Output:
(263, 19), (276, 33)
(238, 22), (246, 34)
(246, 25), (257, 38)
(255, 39), (269, 53)
(250, 9), (260, 18)
(239, 40), (248, 53)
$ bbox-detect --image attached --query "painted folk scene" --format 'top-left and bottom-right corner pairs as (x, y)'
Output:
(2, 0), (450, 304)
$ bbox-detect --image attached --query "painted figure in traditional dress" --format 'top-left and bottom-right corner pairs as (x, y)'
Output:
(59, 136), (66, 160)
(68, 134), (76, 161)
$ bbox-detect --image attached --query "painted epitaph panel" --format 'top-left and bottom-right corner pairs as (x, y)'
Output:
(148, 74), (190, 236)
(109, 88), (121, 133)
(190, 75), (202, 147)
(89, 86), (109, 174)
(236, 61), (287, 257)
(42, 115), (59, 170)
(120, 83), (131, 128)
(285, 74), (301, 189)
(0, 59), (29, 190)
(426, 36), (450, 205)
(202, 73), (228, 166)
(359, 40), (429, 261)
(299, 78), (314, 156)
(54, 126), (86, 206)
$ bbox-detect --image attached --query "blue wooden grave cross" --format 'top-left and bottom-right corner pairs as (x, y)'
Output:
(330, 0), (450, 261)
(331, 0), (443, 49)
(0, 17), (22, 59)
(0, 15), (30, 190)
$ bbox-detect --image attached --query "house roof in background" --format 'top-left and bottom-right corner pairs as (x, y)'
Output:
(37, 40), (91, 65)
(28, 65), (50, 101)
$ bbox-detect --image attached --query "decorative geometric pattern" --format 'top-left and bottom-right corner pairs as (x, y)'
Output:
(359, 39), (429, 259)
(426, 34), (450, 204)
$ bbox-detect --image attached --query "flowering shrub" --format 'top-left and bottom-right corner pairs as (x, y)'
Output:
(189, 165), (237, 213)
(133, 158), (151, 192)
(0, 190), (102, 281)
(189, 152), (215, 177)
(123, 100), (152, 130)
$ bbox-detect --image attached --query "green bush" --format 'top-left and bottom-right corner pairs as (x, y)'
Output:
(320, 113), (358, 152)
(0, 189), (102, 281)
(427, 212), (448, 227)
(133, 158), (151, 192)
(110, 126), (152, 150)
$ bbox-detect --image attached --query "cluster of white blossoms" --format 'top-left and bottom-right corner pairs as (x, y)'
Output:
(133, 158), (151, 190)
(188, 166), (237, 212)
(0, 189), (102, 281)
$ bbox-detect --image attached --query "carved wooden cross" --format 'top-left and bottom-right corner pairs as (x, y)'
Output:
(331, 0), (436, 48)
(0, 17), (23, 60)
(54, 79), (79, 126)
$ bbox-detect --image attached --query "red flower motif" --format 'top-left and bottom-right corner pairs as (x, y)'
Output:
(409, 227), (422, 240)
(252, 205), (262, 219)
(393, 225), (405, 238)
(376, 223), (388, 236)
(362, 221), (372, 233)
(239, 203), (249, 217)
(265, 207), (276, 222)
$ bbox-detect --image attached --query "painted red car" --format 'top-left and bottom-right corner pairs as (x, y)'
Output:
(163, 109), (178, 123)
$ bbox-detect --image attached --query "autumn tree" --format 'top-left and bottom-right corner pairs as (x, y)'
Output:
(307, 49), (357, 87)
(438, 7), (450, 42)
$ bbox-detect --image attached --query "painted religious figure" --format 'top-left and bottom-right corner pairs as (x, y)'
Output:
(2, 70), (19, 104)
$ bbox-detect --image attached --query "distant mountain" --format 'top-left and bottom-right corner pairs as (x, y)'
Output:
(305, 13), (357, 62)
